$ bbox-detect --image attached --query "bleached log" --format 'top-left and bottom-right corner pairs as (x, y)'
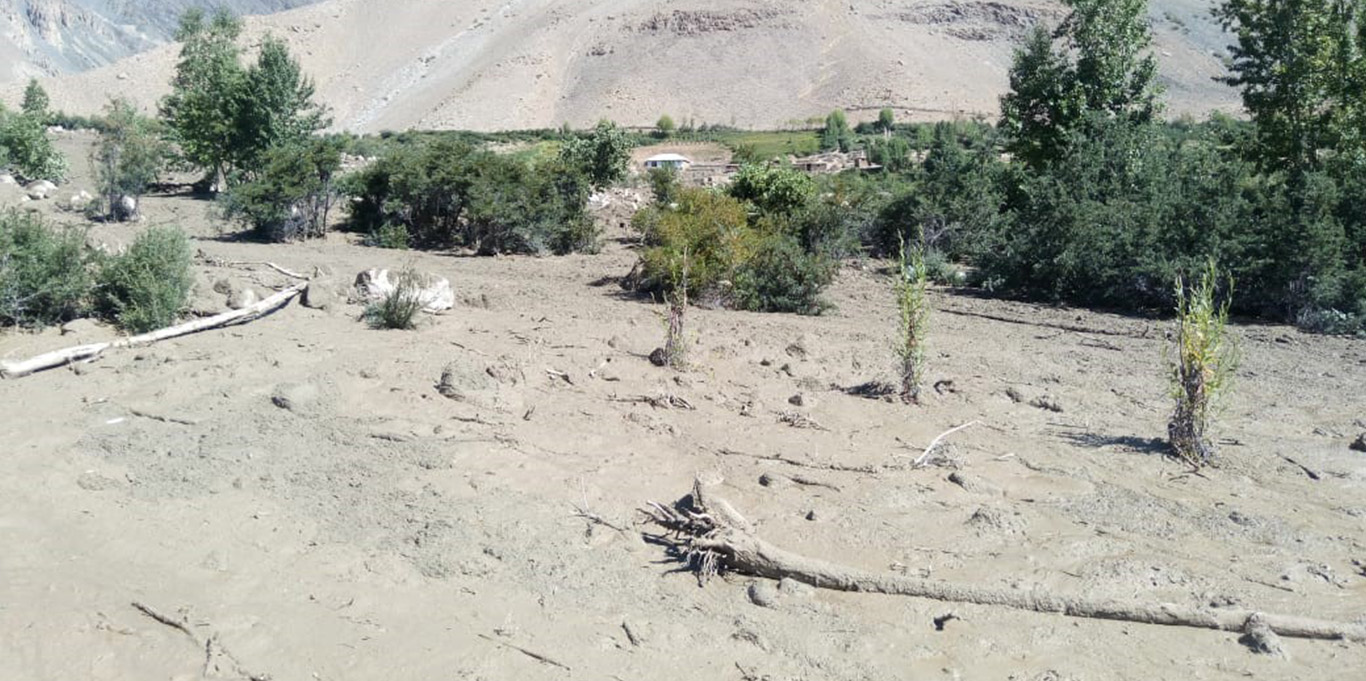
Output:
(1, 284), (306, 379)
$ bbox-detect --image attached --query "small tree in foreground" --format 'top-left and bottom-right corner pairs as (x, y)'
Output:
(896, 240), (931, 403)
(1168, 260), (1239, 467)
(96, 226), (194, 333)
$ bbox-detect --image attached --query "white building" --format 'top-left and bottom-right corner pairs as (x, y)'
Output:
(643, 153), (692, 171)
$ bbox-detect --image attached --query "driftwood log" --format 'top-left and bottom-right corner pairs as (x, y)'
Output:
(0, 283), (307, 379)
(643, 477), (1366, 645)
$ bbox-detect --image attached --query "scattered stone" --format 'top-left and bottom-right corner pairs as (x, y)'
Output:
(212, 278), (239, 296)
(747, 581), (780, 608)
(805, 509), (820, 522)
(1350, 433), (1366, 453)
(271, 383), (322, 415)
(1030, 394), (1064, 413)
(77, 471), (123, 491)
(758, 472), (787, 488)
(226, 288), (259, 310)
(788, 394), (805, 407)
(1240, 613), (1287, 657)
(967, 505), (1028, 535)
(606, 335), (626, 350)
(785, 338), (809, 360)
(437, 358), (494, 402)
(461, 293), (494, 309)
(948, 471), (1003, 496)
(648, 348), (668, 367)
(26, 181), (55, 200)
(1004, 386), (1025, 403)
(115, 195), (138, 220)
(63, 190), (93, 212)
(777, 577), (814, 599)
(59, 318), (102, 336)
(301, 280), (337, 310)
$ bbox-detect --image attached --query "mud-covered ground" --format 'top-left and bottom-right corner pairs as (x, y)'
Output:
(2, 133), (1364, 680)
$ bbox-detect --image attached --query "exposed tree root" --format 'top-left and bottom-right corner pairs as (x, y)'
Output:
(642, 478), (1366, 644)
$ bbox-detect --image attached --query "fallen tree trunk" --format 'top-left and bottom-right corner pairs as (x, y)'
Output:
(644, 478), (1366, 644)
(1, 284), (306, 379)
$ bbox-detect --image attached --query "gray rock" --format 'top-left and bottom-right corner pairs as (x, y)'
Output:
(227, 288), (259, 310)
(271, 383), (322, 415)
(437, 357), (494, 403)
(59, 318), (102, 336)
(747, 581), (780, 608)
(0, 174), (15, 185)
(949, 471), (1003, 496)
(301, 280), (337, 310)
(1351, 433), (1366, 453)
(115, 195), (138, 220)
(1030, 394), (1065, 413)
(777, 577), (815, 599)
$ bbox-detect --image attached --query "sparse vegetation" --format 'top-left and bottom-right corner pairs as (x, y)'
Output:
(363, 271), (423, 330)
(895, 240), (931, 403)
(1167, 261), (1239, 466)
(92, 98), (168, 221)
(0, 210), (91, 327)
(95, 226), (195, 333)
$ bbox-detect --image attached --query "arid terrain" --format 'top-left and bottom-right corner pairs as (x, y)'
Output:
(4, 0), (1241, 130)
(2, 132), (1364, 680)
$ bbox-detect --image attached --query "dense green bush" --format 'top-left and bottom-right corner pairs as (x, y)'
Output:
(346, 138), (596, 254)
(0, 111), (68, 182)
(728, 164), (816, 217)
(96, 227), (194, 333)
(734, 234), (835, 314)
(0, 211), (91, 327)
(635, 186), (840, 314)
(637, 188), (755, 301)
(559, 120), (632, 189)
(223, 137), (342, 241)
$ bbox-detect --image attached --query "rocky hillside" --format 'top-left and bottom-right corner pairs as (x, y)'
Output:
(4, 0), (1243, 131)
(0, 0), (322, 79)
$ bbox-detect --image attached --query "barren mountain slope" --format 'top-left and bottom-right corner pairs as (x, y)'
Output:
(6, 0), (1241, 131)
(0, 0), (323, 80)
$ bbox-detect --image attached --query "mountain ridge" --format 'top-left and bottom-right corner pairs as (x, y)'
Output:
(2, 0), (1243, 132)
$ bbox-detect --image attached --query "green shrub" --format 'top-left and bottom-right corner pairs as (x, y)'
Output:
(224, 137), (342, 241)
(559, 119), (632, 189)
(345, 139), (595, 254)
(647, 166), (680, 205)
(0, 210), (91, 327)
(896, 242), (931, 403)
(92, 98), (168, 221)
(638, 188), (755, 301)
(728, 164), (815, 217)
(96, 227), (194, 333)
(0, 112), (68, 182)
(362, 272), (423, 330)
(367, 223), (410, 250)
(735, 235), (834, 315)
(1168, 261), (1238, 466)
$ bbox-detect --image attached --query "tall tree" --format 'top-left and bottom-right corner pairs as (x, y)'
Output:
(21, 79), (49, 120)
(159, 8), (245, 187)
(559, 120), (631, 189)
(999, 0), (1162, 167)
(820, 109), (853, 152)
(1214, 0), (1366, 172)
(230, 35), (329, 177)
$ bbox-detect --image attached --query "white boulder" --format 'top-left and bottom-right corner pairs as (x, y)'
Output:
(354, 269), (454, 312)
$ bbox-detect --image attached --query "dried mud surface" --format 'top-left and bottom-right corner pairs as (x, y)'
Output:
(2, 135), (1365, 680)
